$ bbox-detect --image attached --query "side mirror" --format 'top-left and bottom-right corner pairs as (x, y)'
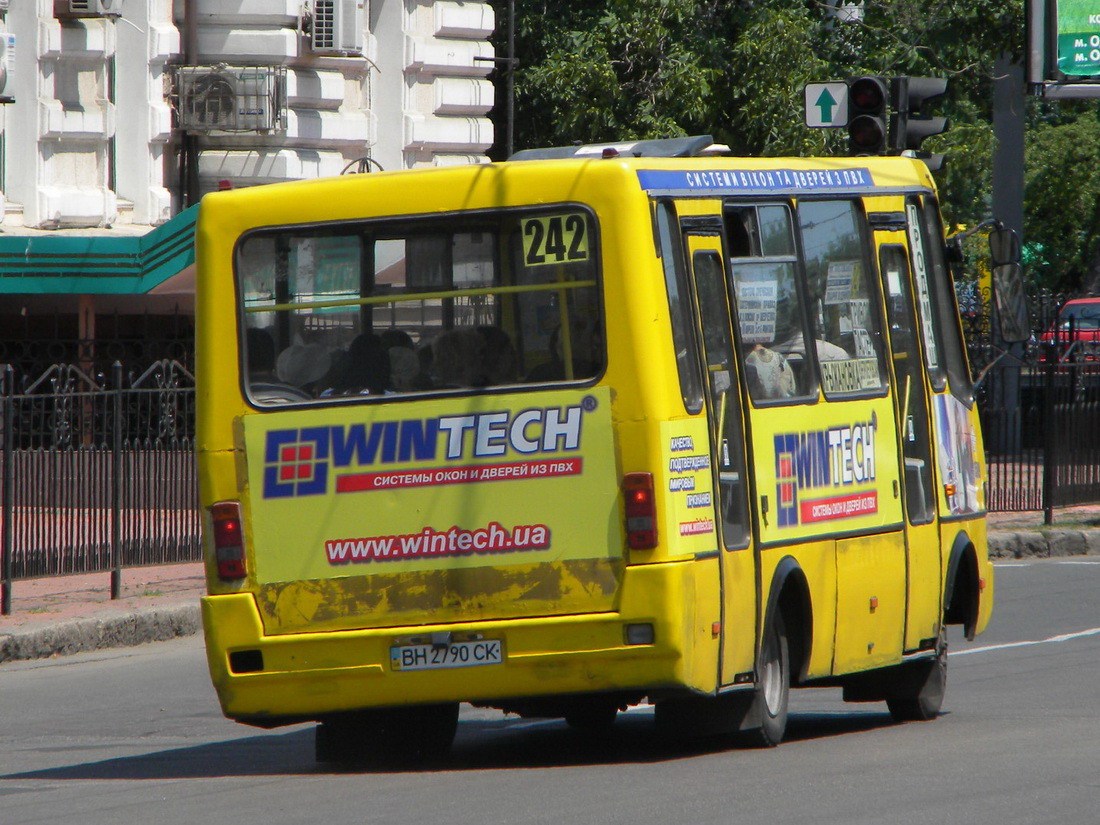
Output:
(989, 226), (1021, 267)
(992, 260), (1029, 343)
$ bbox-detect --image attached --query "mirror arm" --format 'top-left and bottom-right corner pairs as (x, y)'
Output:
(947, 218), (1001, 246)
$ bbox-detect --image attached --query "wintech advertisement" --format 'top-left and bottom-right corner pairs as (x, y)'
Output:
(241, 387), (620, 584)
(753, 396), (902, 545)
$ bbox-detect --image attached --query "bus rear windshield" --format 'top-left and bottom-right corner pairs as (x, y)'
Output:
(235, 209), (604, 405)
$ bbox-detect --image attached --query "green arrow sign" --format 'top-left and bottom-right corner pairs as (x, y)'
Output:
(804, 82), (849, 128)
(815, 88), (837, 122)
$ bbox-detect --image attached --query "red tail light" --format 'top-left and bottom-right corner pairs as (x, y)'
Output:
(211, 501), (247, 581)
(623, 472), (657, 549)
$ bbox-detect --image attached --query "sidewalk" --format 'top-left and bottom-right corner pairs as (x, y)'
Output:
(1, 563), (205, 663)
(3, 506), (1100, 664)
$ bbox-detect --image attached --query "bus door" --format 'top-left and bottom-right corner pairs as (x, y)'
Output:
(724, 198), (907, 677)
(878, 241), (941, 652)
(682, 229), (757, 687)
(904, 195), (985, 521)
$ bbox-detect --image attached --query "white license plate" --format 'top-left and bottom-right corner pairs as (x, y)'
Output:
(390, 639), (503, 671)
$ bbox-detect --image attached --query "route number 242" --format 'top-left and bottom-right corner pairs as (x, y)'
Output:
(521, 213), (589, 267)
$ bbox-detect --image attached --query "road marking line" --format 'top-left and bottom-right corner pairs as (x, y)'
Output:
(994, 560), (1100, 568)
(952, 626), (1100, 656)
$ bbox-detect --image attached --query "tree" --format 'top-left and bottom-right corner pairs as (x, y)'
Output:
(1025, 112), (1100, 292)
(504, 0), (739, 148)
(491, 0), (1100, 293)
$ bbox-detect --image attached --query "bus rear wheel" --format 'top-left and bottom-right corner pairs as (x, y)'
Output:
(886, 632), (947, 722)
(315, 703), (460, 765)
(564, 700), (619, 733)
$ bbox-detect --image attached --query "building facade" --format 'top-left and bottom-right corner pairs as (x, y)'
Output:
(0, 0), (495, 378)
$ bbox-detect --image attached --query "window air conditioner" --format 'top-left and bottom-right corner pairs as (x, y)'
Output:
(62, 0), (125, 17)
(0, 33), (14, 103)
(310, 0), (364, 56)
(176, 66), (288, 133)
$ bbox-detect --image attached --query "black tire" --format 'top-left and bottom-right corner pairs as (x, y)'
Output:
(886, 633), (947, 722)
(316, 716), (368, 764)
(747, 611), (790, 747)
(564, 701), (619, 733)
(315, 703), (460, 765)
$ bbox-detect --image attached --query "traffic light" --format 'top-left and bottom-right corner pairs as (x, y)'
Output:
(889, 76), (949, 152)
(846, 76), (888, 155)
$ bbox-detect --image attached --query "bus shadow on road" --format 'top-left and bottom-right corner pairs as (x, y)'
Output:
(435, 708), (913, 772)
(0, 727), (320, 781)
(0, 708), (924, 780)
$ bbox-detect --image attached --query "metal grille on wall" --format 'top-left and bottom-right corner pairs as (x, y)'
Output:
(0, 360), (200, 612)
(0, 311), (194, 380)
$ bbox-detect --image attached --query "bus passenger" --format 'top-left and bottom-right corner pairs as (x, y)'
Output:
(744, 344), (796, 400)
(276, 341), (332, 394)
(322, 333), (391, 395)
(775, 330), (849, 362)
(381, 329), (420, 390)
(477, 325), (519, 386)
(245, 327), (278, 383)
(432, 328), (487, 387)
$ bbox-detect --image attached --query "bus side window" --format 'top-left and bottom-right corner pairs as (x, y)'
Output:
(910, 196), (974, 405)
(724, 203), (814, 403)
(656, 201), (704, 414)
(725, 207), (755, 258)
(796, 199), (888, 398)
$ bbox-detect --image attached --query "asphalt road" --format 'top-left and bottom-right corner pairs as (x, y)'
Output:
(2, 558), (1099, 825)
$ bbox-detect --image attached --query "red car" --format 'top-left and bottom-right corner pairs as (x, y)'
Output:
(1040, 297), (1100, 360)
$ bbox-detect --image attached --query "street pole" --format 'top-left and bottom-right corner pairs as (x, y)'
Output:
(506, 0), (514, 158)
(475, 0), (517, 158)
(110, 361), (122, 600)
(1, 365), (12, 615)
(991, 55), (1026, 461)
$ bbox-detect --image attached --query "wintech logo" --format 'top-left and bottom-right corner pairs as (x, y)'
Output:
(262, 401), (592, 499)
(773, 414), (878, 528)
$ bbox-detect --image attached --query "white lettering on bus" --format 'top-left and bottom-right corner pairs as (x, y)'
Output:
(438, 407), (583, 460)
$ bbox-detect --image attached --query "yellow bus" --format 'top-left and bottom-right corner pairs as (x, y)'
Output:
(196, 136), (1001, 761)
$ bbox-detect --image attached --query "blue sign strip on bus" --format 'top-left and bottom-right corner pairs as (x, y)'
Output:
(636, 168), (874, 193)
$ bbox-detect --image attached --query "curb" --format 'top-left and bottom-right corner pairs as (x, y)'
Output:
(988, 529), (1100, 559)
(0, 603), (202, 664)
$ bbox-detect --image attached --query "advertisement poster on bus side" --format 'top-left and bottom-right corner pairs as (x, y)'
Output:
(932, 394), (984, 515)
(242, 387), (621, 584)
(750, 396), (903, 545)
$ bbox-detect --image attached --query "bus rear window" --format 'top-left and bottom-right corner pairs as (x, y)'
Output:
(236, 209), (603, 405)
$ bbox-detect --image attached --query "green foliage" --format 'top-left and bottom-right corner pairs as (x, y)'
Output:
(506, 0), (1020, 158)
(496, 0), (1097, 291)
(726, 7), (830, 156)
(1025, 113), (1100, 292)
(512, 0), (728, 146)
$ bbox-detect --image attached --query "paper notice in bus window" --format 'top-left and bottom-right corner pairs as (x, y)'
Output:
(736, 280), (778, 344)
(824, 261), (857, 305)
(850, 298), (870, 330)
(853, 328), (876, 358)
(821, 358), (880, 393)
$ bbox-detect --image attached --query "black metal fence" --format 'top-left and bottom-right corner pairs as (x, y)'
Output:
(0, 360), (200, 614)
(0, 290), (1096, 606)
(969, 290), (1100, 517)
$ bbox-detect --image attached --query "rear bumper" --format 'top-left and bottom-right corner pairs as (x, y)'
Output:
(202, 561), (703, 724)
